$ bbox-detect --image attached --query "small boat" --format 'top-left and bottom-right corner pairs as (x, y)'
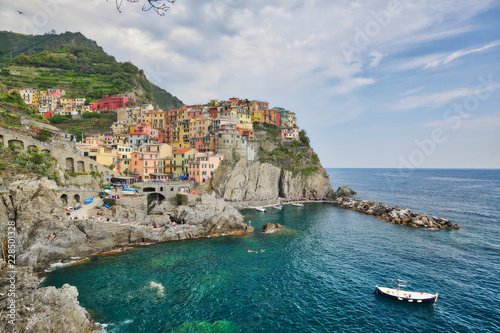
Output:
(256, 207), (267, 212)
(273, 205), (283, 210)
(374, 279), (438, 304)
(292, 202), (304, 207)
(75, 203), (82, 210)
(67, 207), (74, 211)
(84, 197), (94, 204)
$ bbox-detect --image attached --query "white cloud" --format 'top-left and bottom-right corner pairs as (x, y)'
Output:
(398, 86), (426, 96)
(331, 77), (376, 95)
(392, 88), (476, 111)
(424, 113), (500, 131)
(423, 40), (500, 69)
(391, 85), (500, 111)
(368, 51), (383, 68)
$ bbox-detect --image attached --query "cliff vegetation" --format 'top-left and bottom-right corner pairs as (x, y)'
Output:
(253, 122), (321, 178)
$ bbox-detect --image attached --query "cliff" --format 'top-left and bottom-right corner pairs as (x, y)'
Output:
(209, 159), (333, 201)
(204, 124), (334, 201)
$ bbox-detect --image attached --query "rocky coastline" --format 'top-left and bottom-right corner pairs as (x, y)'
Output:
(0, 181), (252, 332)
(0, 172), (459, 332)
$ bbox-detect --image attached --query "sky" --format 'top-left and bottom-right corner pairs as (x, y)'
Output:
(1, 0), (499, 168)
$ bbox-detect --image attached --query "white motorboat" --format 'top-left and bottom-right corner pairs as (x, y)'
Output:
(273, 205), (283, 210)
(292, 202), (304, 207)
(256, 207), (267, 212)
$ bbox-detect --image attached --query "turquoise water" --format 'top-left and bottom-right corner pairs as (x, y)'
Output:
(41, 169), (500, 332)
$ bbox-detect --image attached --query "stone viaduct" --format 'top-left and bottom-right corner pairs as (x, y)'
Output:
(0, 126), (119, 181)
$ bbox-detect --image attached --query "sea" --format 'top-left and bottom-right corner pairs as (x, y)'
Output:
(40, 168), (500, 333)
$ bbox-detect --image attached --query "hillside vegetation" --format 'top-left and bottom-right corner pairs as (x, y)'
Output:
(0, 31), (183, 110)
(253, 122), (321, 177)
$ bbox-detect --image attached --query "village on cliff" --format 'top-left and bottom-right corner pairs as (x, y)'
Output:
(8, 88), (301, 183)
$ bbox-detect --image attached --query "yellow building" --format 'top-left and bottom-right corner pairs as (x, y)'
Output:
(171, 147), (198, 177)
(252, 110), (263, 123)
(145, 110), (166, 130)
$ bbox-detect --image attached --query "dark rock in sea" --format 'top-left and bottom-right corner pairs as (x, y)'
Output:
(262, 222), (283, 233)
(335, 186), (357, 198)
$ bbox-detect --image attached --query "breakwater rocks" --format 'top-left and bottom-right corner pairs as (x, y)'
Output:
(335, 197), (459, 230)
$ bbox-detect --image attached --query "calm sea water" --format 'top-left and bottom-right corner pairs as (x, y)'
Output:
(41, 169), (500, 332)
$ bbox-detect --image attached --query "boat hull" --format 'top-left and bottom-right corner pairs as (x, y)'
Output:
(374, 286), (438, 304)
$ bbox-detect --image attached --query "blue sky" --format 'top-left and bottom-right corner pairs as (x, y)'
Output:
(1, 0), (499, 168)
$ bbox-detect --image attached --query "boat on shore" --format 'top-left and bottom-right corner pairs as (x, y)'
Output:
(292, 202), (304, 207)
(374, 279), (438, 304)
(256, 207), (267, 212)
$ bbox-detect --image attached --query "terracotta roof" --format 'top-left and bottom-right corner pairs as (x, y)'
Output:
(174, 148), (194, 154)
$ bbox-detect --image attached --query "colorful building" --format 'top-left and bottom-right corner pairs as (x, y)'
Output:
(187, 152), (224, 183)
(90, 94), (136, 112)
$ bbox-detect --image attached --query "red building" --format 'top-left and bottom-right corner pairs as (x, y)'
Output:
(90, 94), (136, 112)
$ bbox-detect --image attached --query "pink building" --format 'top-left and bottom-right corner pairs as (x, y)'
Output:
(187, 152), (224, 183)
(281, 127), (299, 141)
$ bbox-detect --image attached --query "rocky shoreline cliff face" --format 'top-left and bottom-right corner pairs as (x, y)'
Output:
(208, 159), (334, 201)
(0, 180), (252, 332)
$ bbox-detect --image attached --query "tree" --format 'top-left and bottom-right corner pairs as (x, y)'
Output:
(82, 111), (100, 119)
(49, 114), (69, 124)
(109, 0), (176, 16)
(299, 129), (310, 147)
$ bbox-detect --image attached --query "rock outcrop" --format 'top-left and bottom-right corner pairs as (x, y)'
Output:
(262, 223), (283, 233)
(170, 194), (253, 236)
(209, 159), (334, 201)
(0, 264), (96, 333)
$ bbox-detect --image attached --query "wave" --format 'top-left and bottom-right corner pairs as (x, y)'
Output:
(44, 258), (90, 272)
(149, 281), (165, 297)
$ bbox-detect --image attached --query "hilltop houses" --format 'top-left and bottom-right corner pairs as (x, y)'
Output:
(10, 87), (301, 183)
(78, 97), (299, 181)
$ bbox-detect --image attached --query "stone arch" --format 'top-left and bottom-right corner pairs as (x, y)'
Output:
(41, 149), (50, 154)
(147, 193), (166, 214)
(76, 161), (85, 173)
(27, 145), (38, 152)
(66, 158), (75, 173)
(8, 139), (24, 150)
(0, 134), (4, 146)
(74, 194), (80, 203)
(60, 194), (68, 205)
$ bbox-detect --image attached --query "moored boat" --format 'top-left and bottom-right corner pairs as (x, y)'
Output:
(374, 279), (438, 304)
(256, 207), (267, 212)
(292, 202), (304, 207)
(273, 205), (283, 210)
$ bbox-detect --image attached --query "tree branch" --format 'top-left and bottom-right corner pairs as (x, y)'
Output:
(108, 0), (175, 15)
